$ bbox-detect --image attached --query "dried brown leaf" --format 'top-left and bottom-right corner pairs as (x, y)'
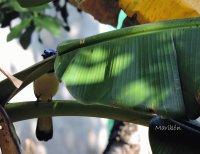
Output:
(69, 0), (121, 27)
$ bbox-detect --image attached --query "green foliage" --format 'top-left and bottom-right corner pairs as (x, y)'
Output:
(55, 18), (200, 120)
(34, 14), (61, 36)
(16, 0), (53, 7)
(7, 18), (32, 41)
(2, 17), (200, 122)
(19, 21), (35, 49)
(1, 11), (200, 153)
(0, 0), (72, 49)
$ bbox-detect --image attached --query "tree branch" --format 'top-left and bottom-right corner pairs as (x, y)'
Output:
(5, 100), (154, 126)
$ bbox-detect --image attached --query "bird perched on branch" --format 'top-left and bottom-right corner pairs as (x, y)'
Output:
(33, 49), (59, 141)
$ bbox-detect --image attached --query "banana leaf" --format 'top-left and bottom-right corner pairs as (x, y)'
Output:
(55, 18), (200, 120)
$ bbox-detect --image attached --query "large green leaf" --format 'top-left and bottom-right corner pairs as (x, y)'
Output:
(149, 116), (200, 154)
(55, 18), (200, 119)
(0, 55), (55, 105)
(16, 0), (53, 7)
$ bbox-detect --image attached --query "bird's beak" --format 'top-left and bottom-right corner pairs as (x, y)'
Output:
(41, 53), (45, 58)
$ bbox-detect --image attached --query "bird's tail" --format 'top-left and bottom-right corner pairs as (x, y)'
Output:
(36, 117), (53, 141)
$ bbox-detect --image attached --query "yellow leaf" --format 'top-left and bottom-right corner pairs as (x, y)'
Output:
(119, 0), (200, 24)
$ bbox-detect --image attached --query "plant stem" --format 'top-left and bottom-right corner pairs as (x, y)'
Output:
(5, 100), (154, 126)
(57, 17), (200, 56)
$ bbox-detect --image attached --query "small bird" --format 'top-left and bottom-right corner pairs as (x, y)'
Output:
(33, 49), (59, 141)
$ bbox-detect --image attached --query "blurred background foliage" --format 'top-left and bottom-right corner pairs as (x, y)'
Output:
(0, 0), (81, 49)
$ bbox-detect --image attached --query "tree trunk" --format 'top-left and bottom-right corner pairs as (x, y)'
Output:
(103, 121), (140, 154)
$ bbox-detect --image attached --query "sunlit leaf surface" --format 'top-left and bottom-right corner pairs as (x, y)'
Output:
(55, 18), (200, 119)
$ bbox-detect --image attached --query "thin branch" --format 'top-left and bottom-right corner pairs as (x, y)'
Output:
(5, 100), (154, 126)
